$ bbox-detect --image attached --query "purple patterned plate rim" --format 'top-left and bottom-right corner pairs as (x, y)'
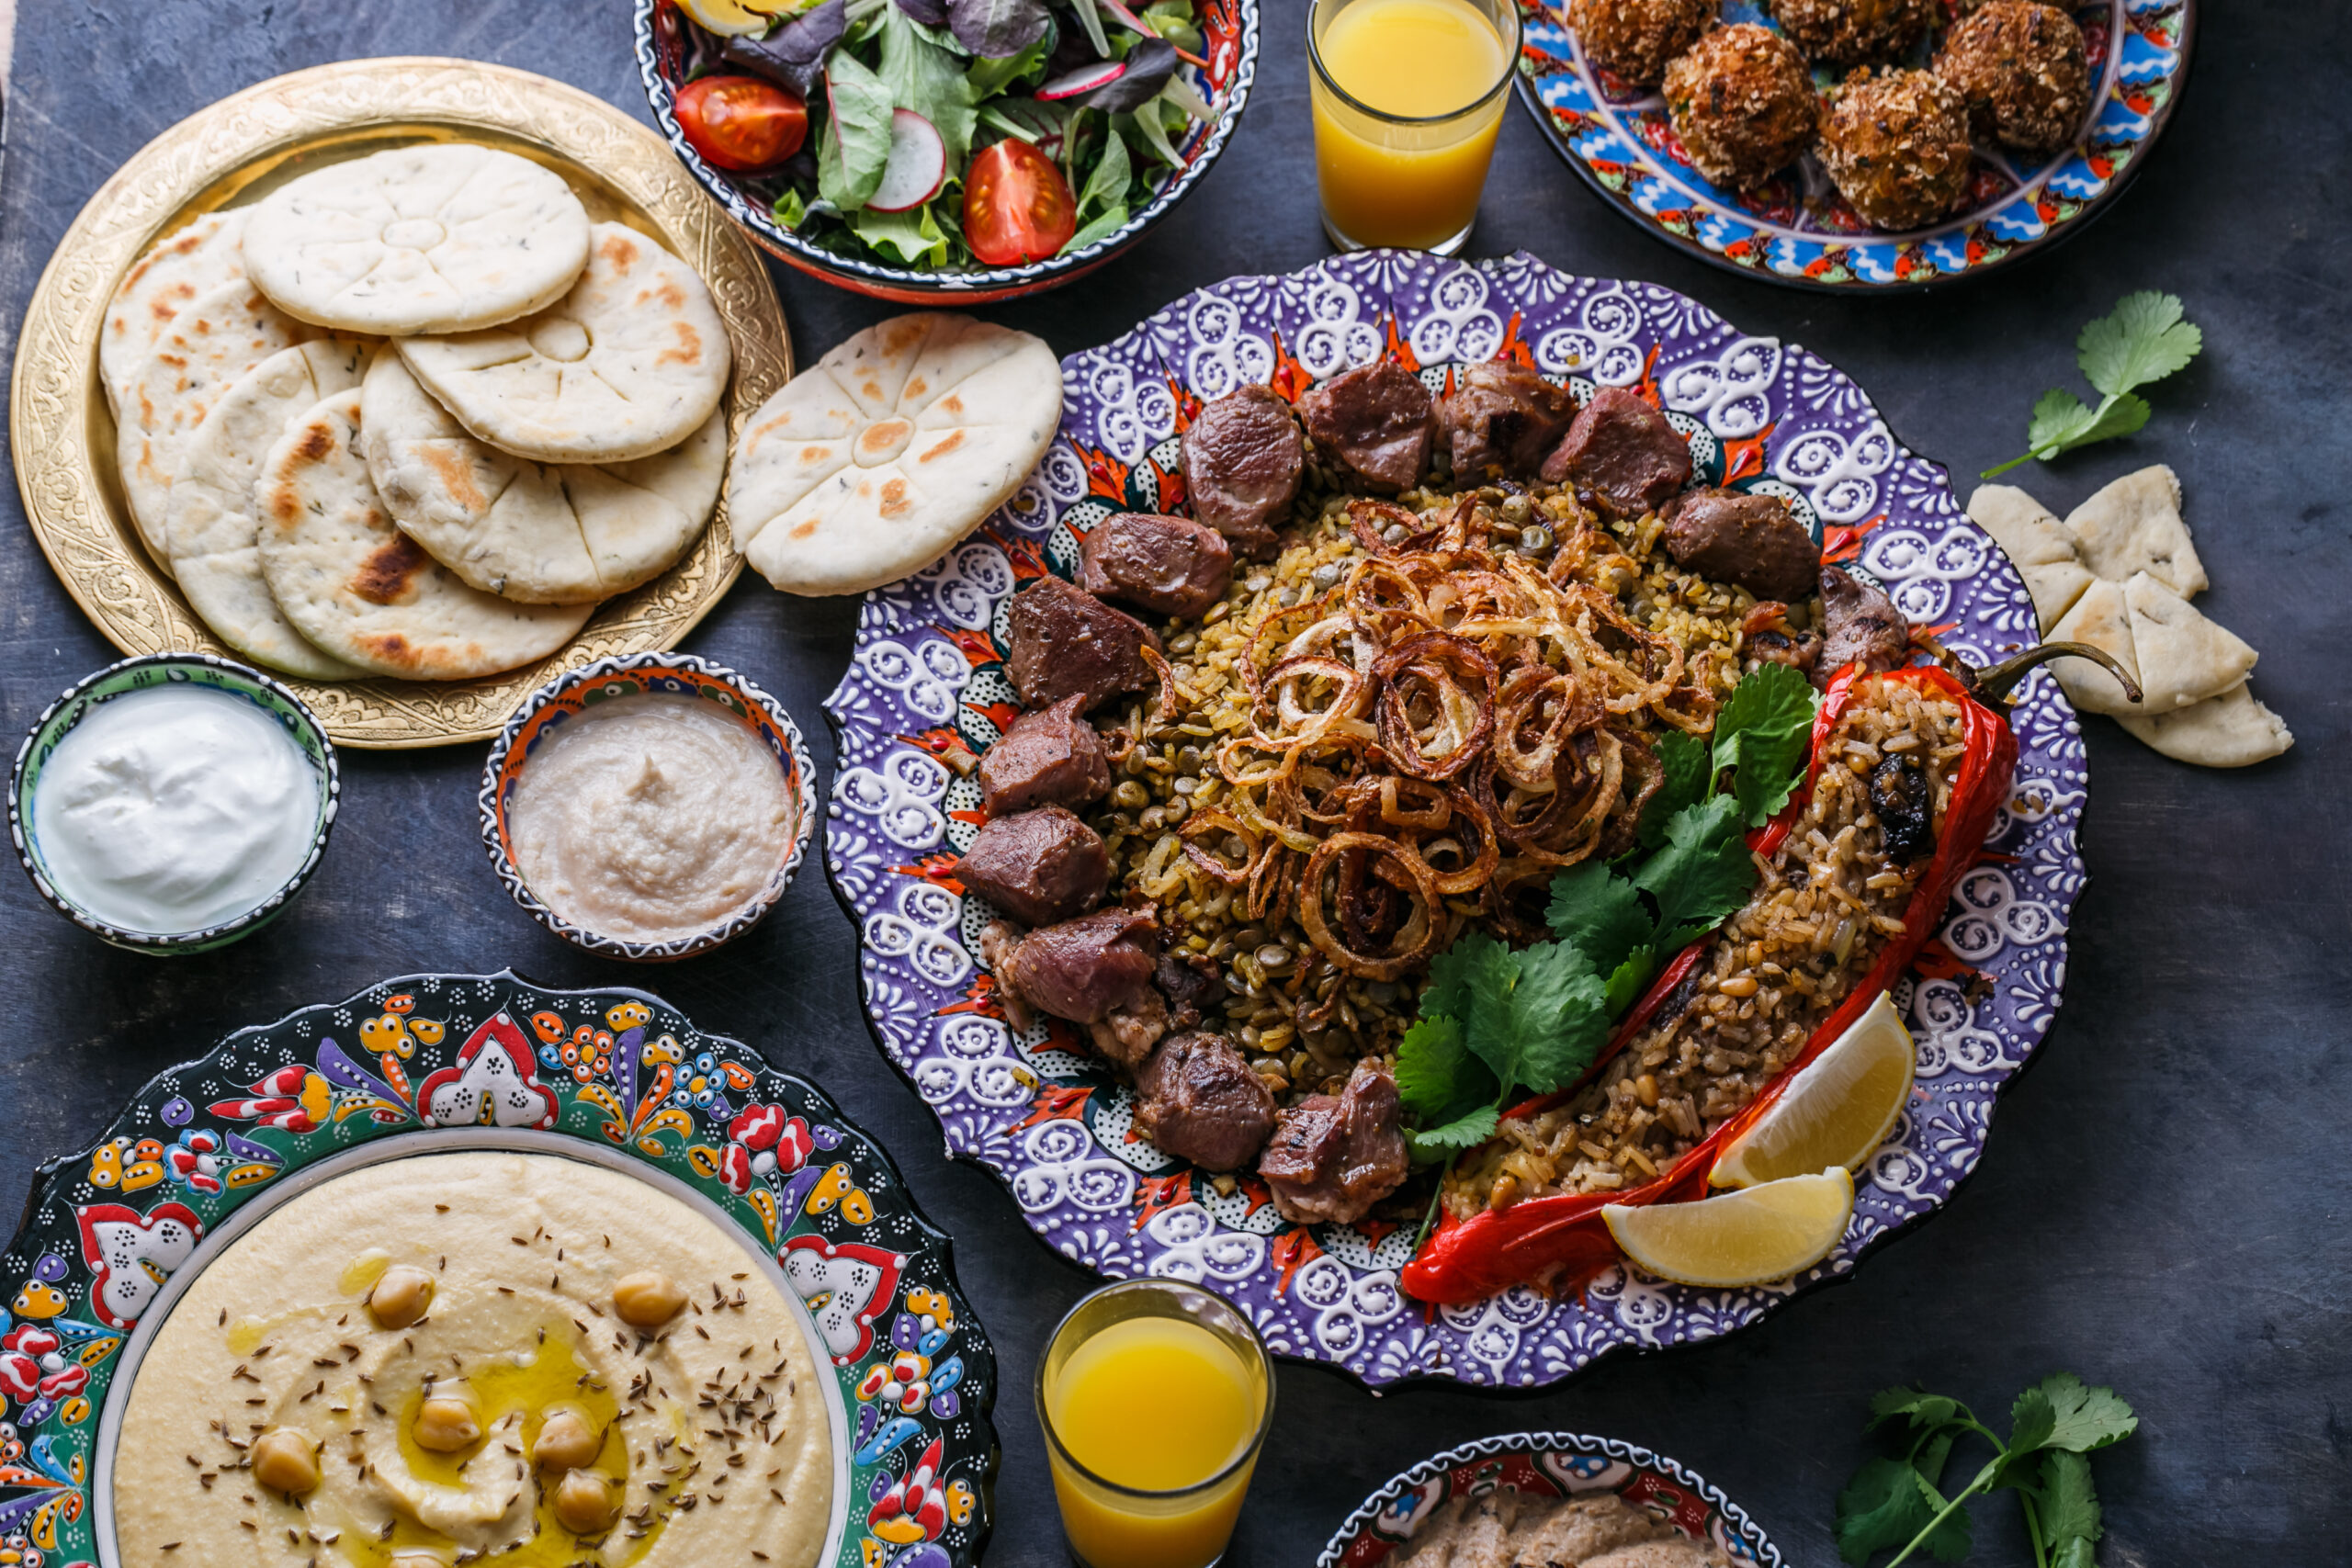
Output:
(1317, 1429), (1783, 1568)
(821, 246), (2089, 1391)
(1513, 0), (2196, 291)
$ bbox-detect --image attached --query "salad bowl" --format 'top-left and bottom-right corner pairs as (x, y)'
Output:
(635, 0), (1261, 302)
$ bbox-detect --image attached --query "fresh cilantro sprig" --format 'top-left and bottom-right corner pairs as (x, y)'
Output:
(1836, 1373), (2139, 1568)
(1396, 665), (1816, 1225)
(1983, 293), (2202, 478)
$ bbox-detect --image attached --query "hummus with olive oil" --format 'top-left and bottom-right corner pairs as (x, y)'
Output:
(113, 1153), (833, 1568)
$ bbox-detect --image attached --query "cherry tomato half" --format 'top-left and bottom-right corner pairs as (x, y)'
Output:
(675, 74), (807, 172)
(962, 139), (1079, 267)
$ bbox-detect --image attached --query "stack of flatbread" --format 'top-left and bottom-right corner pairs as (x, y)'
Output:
(1969, 467), (2291, 768)
(108, 142), (732, 682)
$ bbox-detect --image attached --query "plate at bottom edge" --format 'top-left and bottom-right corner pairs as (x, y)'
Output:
(1319, 1431), (1781, 1568)
(0, 969), (994, 1568)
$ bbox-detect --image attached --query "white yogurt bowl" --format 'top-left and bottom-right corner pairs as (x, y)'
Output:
(10, 653), (340, 953)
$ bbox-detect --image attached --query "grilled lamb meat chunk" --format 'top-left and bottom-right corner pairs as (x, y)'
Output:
(1258, 1061), (1411, 1226)
(1542, 387), (1692, 516)
(1815, 564), (1912, 687)
(1135, 1032), (1278, 1172)
(1744, 602), (1824, 675)
(1438, 363), (1576, 479)
(952, 806), (1109, 927)
(1155, 950), (1226, 1030)
(1661, 488), (1819, 601)
(1181, 383), (1305, 558)
(977, 694), (1111, 816)
(1004, 575), (1163, 713)
(1077, 512), (1234, 618)
(1088, 987), (1170, 1075)
(1296, 360), (1436, 493)
(994, 908), (1159, 1025)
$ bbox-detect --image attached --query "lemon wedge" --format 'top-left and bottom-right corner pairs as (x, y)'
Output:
(1711, 989), (1915, 1190)
(678, 0), (780, 36)
(1603, 1168), (1854, 1288)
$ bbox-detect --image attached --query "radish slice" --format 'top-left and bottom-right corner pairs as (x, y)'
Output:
(868, 109), (947, 213)
(1037, 61), (1127, 100)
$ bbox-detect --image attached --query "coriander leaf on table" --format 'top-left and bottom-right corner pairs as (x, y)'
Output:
(1837, 1459), (1948, 1566)
(1640, 729), (1713, 847)
(1636, 794), (1757, 949)
(2030, 1450), (2102, 1552)
(1871, 1388), (1968, 1435)
(1545, 862), (1654, 976)
(1984, 291), (2200, 476)
(2034, 1373), (2139, 1452)
(1907, 1471), (1976, 1563)
(2052, 1539), (2098, 1568)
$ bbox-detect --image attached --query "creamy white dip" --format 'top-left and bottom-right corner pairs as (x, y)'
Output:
(507, 693), (795, 943)
(31, 685), (318, 933)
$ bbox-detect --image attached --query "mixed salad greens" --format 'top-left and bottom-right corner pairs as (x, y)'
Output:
(663, 0), (1227, 269)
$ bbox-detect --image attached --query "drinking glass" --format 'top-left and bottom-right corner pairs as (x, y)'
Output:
(1036, 1279), (1275, 1568)
(1306, 0), (1523, 254)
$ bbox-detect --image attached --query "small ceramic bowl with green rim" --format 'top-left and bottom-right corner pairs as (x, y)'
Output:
(9, 652), (341, 954)
(479, 651), (815, 962)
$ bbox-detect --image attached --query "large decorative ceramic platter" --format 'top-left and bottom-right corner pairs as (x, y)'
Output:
(1515, 0), (2193, 289)
(10, 58), (792, 749)
(824, 249), (2088, 1390)
(0, 972), (994, 1568)
(1318, 1431), (1781, 1567)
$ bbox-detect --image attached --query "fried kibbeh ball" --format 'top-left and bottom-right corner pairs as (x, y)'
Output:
(1817, 67), (1975, 230)
(1935, 0), (2092, 152)
(1769, 0), (1937, 68)
(1570, 0), (1716, 86)
(1664, 24), (1821, 189)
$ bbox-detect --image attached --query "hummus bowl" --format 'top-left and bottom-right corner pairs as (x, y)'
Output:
(481, 654), (816, 962)
(0, 971), (995, 1568)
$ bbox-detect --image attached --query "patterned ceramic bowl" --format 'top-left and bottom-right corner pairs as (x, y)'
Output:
(632, 0), (1262, 304)
(480, 651), (816, 962)
(9, 652), (340, 955)
(1319, 1432), (1781, 1568)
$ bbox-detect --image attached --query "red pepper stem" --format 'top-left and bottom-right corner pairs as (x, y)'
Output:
(1965, 640), (2141, 706)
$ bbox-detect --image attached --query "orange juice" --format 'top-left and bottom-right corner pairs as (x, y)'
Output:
(1040, 1300), (1272, 1568)
(1310, 0), (1516, 251)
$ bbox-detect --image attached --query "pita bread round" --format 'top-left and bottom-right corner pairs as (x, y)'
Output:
(732, 312), (1061, 596)
(243, 143), (591, 335)
(2118, 682), (2293, 768)
(2121, 570), (2256, 712)
(256, 389), (593, 681)
(360, 353), (721, 604)
(100, 210), (248, 419)
(165, 341), (374, 682)
(2065, 465), (2207, 597)
(2046, 576), (2141, 716)
(119, 279), (320, 577)
(1966, 482), (2092, 631)
(397, 223), (729, 464)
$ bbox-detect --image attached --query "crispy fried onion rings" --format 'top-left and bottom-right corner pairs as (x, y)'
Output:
(1179, 497), (1713, 978)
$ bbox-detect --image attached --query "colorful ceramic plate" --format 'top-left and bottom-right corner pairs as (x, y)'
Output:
(1318, 1431), (1781, 1567)
(10, 58), (792, 748)
(0, 972), (995, 1568)
(1514, 0), (2194, 289)
(824, 248), (2088, 1389)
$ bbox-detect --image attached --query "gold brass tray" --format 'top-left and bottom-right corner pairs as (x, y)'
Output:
(11, 57), (792, 749)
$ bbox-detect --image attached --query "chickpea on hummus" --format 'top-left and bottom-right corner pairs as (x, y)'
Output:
(114, 1152), (833, 1568)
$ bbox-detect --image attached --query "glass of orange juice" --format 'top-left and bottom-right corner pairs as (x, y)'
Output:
(1036, 1279), (1275, 1568)
(1307, 0), (1522, 254)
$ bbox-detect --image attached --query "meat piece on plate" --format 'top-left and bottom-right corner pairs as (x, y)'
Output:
(1078, 512), (1234, 618)
(1815, 564), (1911, 686)
(1296, 360), (1436, 493)
(1661, 488), (1819, 601)
(1541, 387), (1692, 517)
(1438, 363), (1576, 479)
(995, 908), (1159, 1024)
(1257, 1060), (1410, 1225)
(1181, 383), (1305, 558)
(1004, 574), (1163, 713)
(1744, 601), (1824, 675)
(1135, 1032), (1279, 1172)
(977, 694), (1111, 816)
(951, 806), (1109, 927)
(1155, 949), (1227, 1030)
(1089, 987), (1170, 1075)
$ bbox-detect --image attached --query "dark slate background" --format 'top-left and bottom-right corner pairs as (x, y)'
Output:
(0, 2), (2344, 1563)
